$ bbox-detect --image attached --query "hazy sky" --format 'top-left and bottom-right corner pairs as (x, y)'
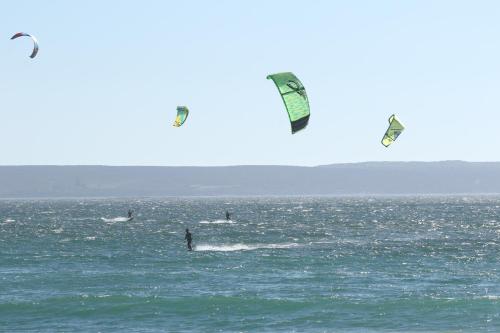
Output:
(2, 1), (500, 166)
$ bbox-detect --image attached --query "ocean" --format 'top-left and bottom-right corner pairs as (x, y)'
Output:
(0, 197), (499, 332)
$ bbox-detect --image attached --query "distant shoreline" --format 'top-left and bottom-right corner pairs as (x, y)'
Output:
(2, 161), (500, 198)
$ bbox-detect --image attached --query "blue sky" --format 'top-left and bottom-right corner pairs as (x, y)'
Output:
(2, 0), (500, 166)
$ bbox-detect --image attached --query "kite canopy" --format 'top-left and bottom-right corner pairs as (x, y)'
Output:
(173, 106), (189, 127)
(11, 32), (39, 59)
(381, 114), (405, 147)
(267, 72), (310, 134)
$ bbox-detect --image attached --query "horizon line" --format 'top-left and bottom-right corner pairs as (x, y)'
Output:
(1, 160), (500, 168)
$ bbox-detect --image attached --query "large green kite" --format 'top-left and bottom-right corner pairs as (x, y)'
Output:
(267, 72), (310, 134)
(381, 114), (405, 147)
(173, 106), (189, 127)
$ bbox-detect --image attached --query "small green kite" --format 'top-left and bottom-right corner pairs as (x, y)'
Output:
(267, 72), (310, 134)
(381, 114), (405, 147)
(173, 106), (189, 127)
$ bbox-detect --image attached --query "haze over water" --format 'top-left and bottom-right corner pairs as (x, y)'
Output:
(1, 197), (499, 332)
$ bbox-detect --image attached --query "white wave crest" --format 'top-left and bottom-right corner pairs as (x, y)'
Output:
(101, 217), (131, 223)
(199, 219), (235, 224)
(194, 243), (299, 252)
(475, 295), (500, 300)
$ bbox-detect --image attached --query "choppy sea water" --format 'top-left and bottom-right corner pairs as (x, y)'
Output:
(0, 196), (499, 332)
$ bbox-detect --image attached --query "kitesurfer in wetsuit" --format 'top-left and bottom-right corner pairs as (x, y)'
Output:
(127, 210), (133, 218)
(185, 228), (193, 251)
(225, 211), (231, 221)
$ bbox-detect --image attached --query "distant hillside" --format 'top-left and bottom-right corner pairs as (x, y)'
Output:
(1, 161), (500, 198)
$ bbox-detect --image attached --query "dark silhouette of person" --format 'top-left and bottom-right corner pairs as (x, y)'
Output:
(127, 210), (133, 218)
(185, 228), (193, 251)
(225, 210), (231, 221)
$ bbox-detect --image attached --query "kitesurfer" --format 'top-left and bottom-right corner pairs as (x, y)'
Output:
(225, 210), (231, 221)
(185, 228), (193, 251)
(127, 210), (133, 218)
